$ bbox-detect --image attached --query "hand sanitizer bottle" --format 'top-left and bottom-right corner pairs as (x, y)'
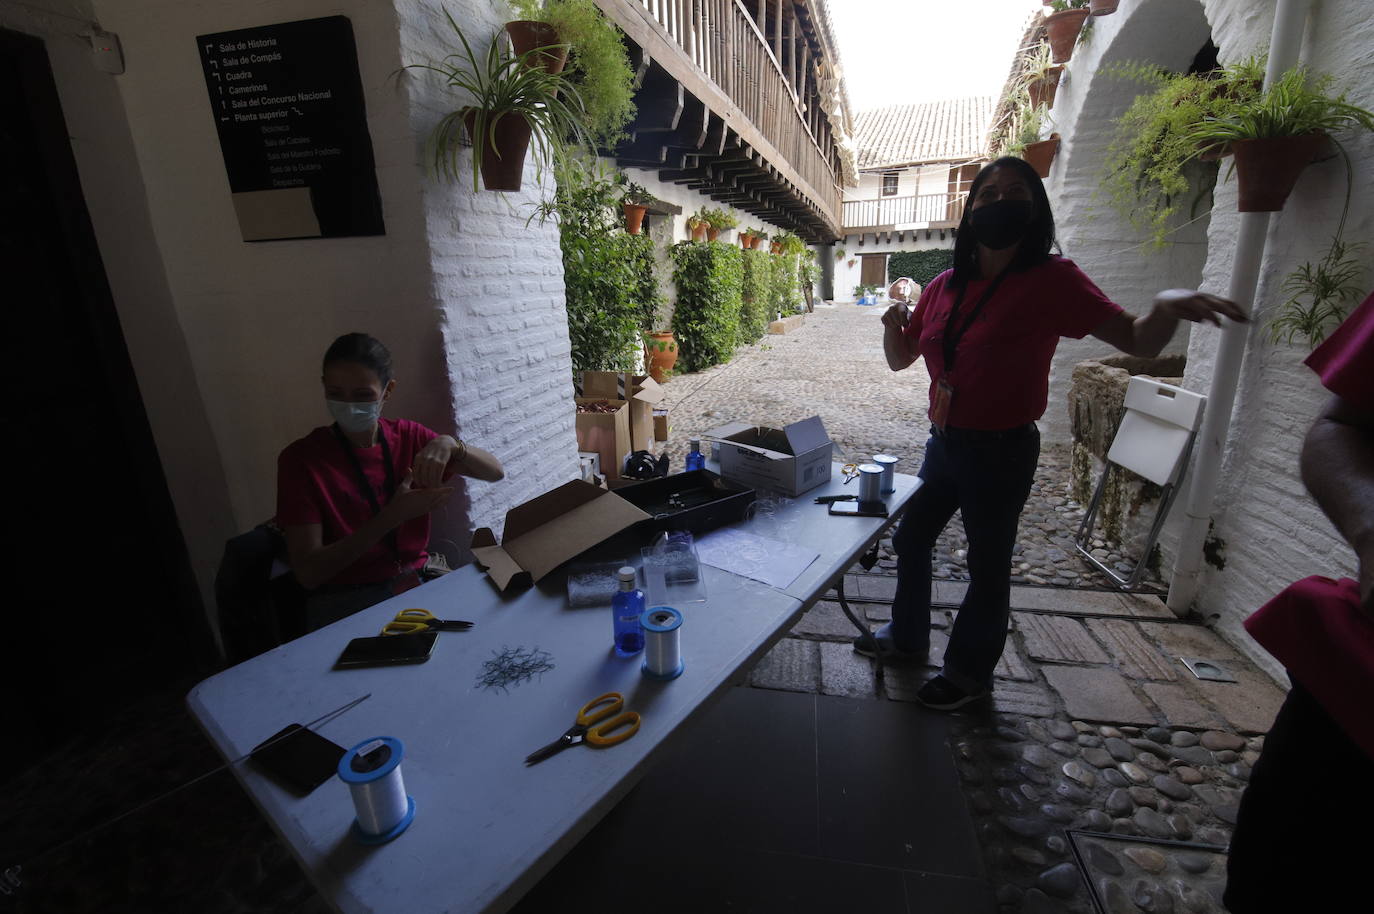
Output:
(685, 437), (705, 472)
(612, 566), (645, 656)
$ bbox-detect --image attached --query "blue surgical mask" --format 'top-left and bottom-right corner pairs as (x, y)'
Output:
(327, 398), (383, 434)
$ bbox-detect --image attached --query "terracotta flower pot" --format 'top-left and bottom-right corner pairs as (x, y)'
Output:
(1045, 9), (1090, 64)
(690, 223), (707, 241)
(1089, 0), (1119, 14)
(770, 242), (782, 254)
(504, 20), (568, 74)
(1022, 133), (1061, 178)
(1027, 66), (1064, 109)
(1231, 133), (1328, 213)
(462, 110), (532, 192)
(707, 227), (720, 241)
(623, 203), (647, 235)
(645, 332), (678, 383)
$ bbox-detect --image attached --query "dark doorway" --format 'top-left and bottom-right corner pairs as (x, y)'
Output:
(0, 28), (215, 781)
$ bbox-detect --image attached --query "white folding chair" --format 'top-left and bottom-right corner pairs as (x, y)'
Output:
(1074, 376), (1206, 590)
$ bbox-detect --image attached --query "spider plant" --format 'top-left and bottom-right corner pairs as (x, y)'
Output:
(1184, 65), (1374, 147)
(407, 11), (591, 192)
(1267, 236), (1368, 346)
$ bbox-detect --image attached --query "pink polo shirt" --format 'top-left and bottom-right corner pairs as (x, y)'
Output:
(276, 418), (438, 589)
(903, 257), (1123, 429)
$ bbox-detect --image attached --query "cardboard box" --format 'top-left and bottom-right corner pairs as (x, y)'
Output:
(652, 408), (669, 442)
(471, 480), (651, 591)
(575, 395), (630, 480)
(625, 374), (665, 452)
(709, 416), (834, 497)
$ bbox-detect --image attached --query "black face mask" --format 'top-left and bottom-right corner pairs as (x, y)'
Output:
(970, 199), (1034, 250)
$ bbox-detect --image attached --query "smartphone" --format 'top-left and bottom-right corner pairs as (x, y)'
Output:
(334, 631), (439, 669)
(829, 500), (889, 518)
(250, 724), (346, 796)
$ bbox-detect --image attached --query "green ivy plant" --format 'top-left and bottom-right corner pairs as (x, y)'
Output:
(1100, 57), (1263, 247)
(408, 12), (591, 192)
(739, 248), (772, 343)
(888, 249), (953, 286)
(671, 241), (743, 371)
(506, 0), (636, 146)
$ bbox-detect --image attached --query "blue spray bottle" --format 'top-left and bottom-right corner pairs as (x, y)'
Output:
(685, 437), (705, 472)
(612, 566), (645, 656)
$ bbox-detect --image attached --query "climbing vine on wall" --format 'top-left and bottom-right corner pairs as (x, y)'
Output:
(888, 250), (955, 287)
(739, 249), (771, 344)
(671, 241), (742, 372)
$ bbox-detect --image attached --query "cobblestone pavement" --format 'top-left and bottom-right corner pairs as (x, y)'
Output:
(657, 303), (1287, 914)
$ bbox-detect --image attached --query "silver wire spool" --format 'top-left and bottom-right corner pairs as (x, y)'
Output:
(338, 736), (415, 845)
(857, 464), (884, 503)
(640, 606), (684, 680)
(872, 454), (899, 493)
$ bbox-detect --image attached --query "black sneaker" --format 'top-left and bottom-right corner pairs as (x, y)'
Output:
(852, 623), (925, 662)
(915, 675), (987, 711)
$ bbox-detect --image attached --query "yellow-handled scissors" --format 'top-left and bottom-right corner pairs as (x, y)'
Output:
(380, 608), (474, 636)
(841, 463), (861, 485)
(524, 692), (642, 766)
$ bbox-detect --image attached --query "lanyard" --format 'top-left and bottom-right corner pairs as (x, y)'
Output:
(941, 266), (1012, 374)
(332, 422), (403, 566)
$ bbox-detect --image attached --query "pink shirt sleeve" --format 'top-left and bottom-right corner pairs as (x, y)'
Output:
(1305, 293), (1374, 409)
(276, 443), (321, 526)
(1051, 258), (1124, 340)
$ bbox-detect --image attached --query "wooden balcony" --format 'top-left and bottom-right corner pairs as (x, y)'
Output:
(842, 192), (965, 235)
(597, 0), (845, 242)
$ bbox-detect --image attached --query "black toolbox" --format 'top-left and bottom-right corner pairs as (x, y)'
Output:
(612, 470), (755, 536)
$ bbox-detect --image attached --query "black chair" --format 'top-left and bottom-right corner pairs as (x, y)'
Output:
(215, 523), (307, 666)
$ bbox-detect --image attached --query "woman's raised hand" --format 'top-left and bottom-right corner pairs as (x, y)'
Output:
(384, 472), (453, 524)
(881, 302), (910, 333)
(411, 437), (457, 488)
(1153, 289), (1248, 327)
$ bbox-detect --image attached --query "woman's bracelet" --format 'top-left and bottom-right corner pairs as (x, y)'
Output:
(453, 436), (468, 463)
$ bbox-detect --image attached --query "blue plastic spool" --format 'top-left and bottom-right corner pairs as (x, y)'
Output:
(338, 736), (416, 845)
(640, 606), (685, 680)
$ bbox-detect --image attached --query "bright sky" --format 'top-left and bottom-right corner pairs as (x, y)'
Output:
(829, 0), (1041, 111)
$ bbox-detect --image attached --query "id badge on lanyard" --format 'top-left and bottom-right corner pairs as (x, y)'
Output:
(931, 378), (954, 432)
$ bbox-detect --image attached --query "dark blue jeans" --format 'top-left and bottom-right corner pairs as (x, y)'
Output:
(889, 424), (1040, 692)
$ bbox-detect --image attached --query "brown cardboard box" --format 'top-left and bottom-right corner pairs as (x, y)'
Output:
(575, 395), (630, 480)
(708, 416), (834, 496)
(470, 480), (650, 591)
(625, 375), (665, 451)
(652, 408), (669, 442)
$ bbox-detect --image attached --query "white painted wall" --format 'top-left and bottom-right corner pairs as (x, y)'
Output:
(834, 230), (954, 301)
(1046, 0), (1374, 681)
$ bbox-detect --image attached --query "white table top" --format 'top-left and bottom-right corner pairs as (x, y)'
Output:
(187, 464), (918, 913)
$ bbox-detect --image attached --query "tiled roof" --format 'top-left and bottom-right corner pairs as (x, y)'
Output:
(853, 97), (995, 170)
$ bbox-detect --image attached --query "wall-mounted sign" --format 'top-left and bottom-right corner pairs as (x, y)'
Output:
(196, 16), (384, 241)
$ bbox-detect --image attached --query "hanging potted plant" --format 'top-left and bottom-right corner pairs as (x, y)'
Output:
(834, 247), (846, 261)
(504, 0), (636, 147)
(1183, 65), (1374, 212)
(1089, 0), (1118, 14)
(408, 14), (590, 192)
(1044, 1), (1090, 64)
(702, 207), (738, 242)
(1022, 43), (1064, 110)
(620, 182), (654, 234)
(503, 18), (566, 75)
(1005, 101), (1059, 178)
(686, 213), (708, 242)
(644, 330), (679, 382)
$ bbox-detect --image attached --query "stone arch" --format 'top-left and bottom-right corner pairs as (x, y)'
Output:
(1037, 0), (1219, 444)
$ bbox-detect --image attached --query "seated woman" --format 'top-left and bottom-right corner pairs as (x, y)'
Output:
(277, 333), (504, 630)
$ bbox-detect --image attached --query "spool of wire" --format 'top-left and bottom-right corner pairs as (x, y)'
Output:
(873, 454), (899, 493)
(338, 736), (415, 845)
(857, 464), (884, 504)
(640, 606), (684, 680)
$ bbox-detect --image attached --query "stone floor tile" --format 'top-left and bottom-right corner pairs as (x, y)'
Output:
(1137, 622), (1246, 664)
(993, 643), (1034, 682)
(1007, 586), (1133, 615)
(989, 680), (1058, 718)
(1086, 619), (1178, 681)
(1188, 669), (1285, 735)
(1015, 614), (1111, 664)
(1140, 682), (1224, 730)
(1041, 666), (1155, 725)
(933, 580), (968, 605)
(881, 662), (928, 703)
(854, 574), (898, 601)
(864, 602), (892, 622)
(1117, 593), (1173, 618)
(749, 638), (820, 693)
(819, 642), (878, 698)
(794, 600), (867, 640)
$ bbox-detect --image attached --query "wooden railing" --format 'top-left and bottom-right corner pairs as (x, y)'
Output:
(842, 192), (966, 231)
(606, 0), (843, 232)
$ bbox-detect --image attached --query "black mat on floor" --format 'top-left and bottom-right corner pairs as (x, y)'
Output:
(511, 686), (994, 914)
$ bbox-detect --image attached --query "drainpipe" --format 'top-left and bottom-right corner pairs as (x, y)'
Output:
(1166, 0), (1312, 616)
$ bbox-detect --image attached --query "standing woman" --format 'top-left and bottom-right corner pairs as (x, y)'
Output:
(277, 333), (504, 630)
(854, 157), (1244, 709)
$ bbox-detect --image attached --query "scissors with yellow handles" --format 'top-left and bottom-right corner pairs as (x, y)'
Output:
(524, 692), (642, 766)
(841, 463), (861, 484)
(380, 608), (474, 636)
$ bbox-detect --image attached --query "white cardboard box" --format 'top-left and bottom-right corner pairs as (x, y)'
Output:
(709, 416), (834, 496)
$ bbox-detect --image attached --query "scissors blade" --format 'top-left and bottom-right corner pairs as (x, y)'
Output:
(435, 620), (475, 631)
(524, 728), (586, 766)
